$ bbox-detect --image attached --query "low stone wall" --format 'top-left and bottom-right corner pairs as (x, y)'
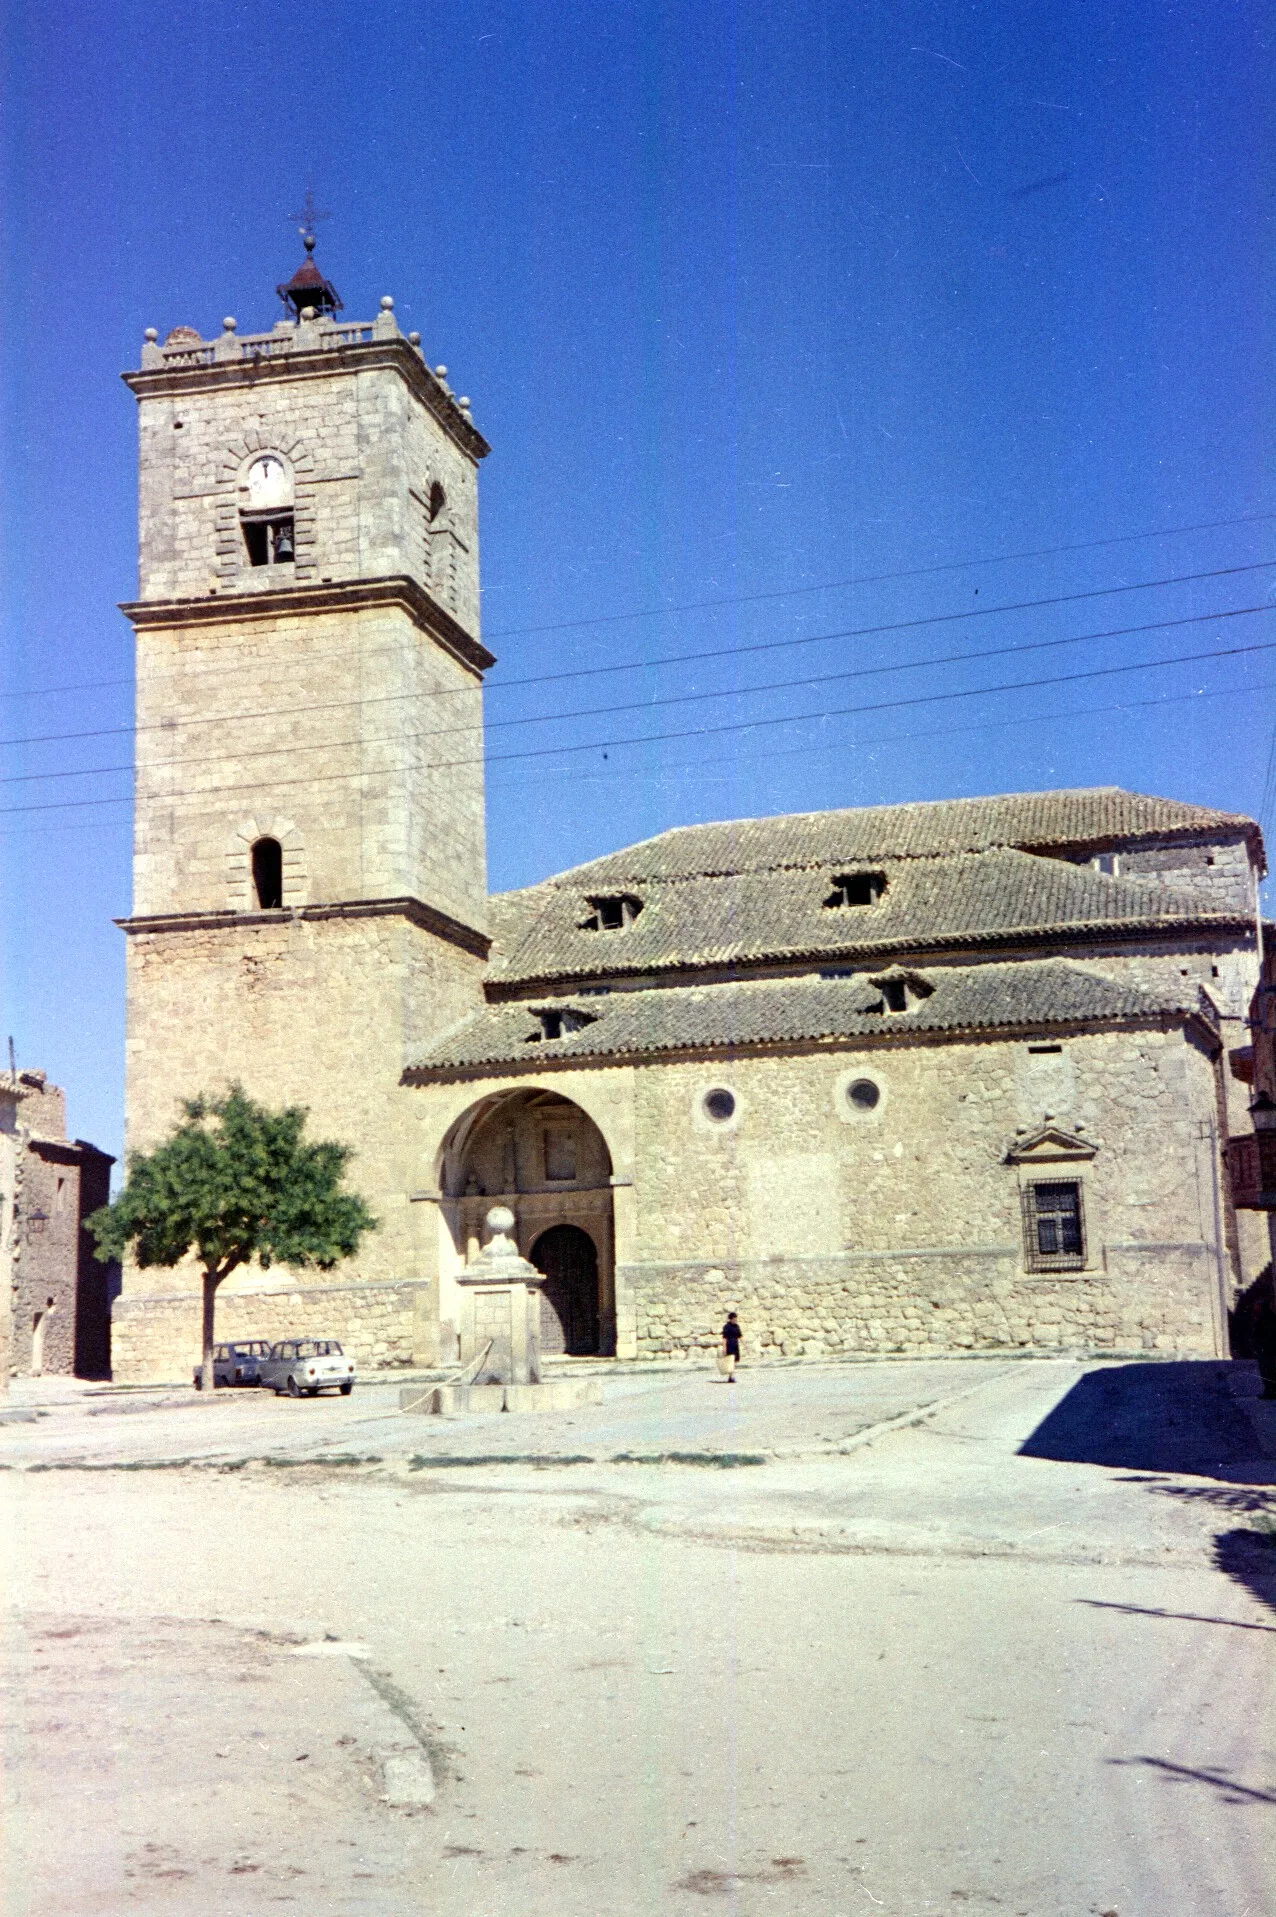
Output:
(624, 1244), (1222, 1360)
(111, 1279), (431, 1383)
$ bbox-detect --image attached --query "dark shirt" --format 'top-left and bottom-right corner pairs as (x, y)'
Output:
(722, 1320), (742, 1355)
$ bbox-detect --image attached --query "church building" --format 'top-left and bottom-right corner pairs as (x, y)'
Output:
(110, 250), (1268, 1380)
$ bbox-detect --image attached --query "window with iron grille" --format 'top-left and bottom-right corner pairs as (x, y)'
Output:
(1022, 1180), (1086, 1270)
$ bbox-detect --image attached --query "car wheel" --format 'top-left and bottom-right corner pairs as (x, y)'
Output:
(194, 1375), (203, 1391)
(287, 1375), (300, 1398)
(340, 1381), (353, 1396)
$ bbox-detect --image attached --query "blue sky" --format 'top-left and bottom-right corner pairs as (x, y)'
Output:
(2, 0), (1273, 1161)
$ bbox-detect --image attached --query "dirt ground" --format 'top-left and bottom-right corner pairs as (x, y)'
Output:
(2, 1355), (1274, 1915)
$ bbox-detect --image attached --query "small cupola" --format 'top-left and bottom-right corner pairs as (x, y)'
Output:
(277, 234), (343, 320)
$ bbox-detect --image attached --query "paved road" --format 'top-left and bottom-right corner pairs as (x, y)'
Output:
(3, 1357), (1275, 1915)
(0, 1356), (1009, 1468)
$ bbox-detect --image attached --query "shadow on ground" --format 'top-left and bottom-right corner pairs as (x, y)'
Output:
(1018, 1361), (1276, 1484)
(1213, 1528), (1276, 1619)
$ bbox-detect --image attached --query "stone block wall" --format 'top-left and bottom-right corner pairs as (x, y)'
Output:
(1057, 831), (1255, 914)
(134, 346), (481, 632)
(626, 1244), (1218, 1361)
(5, 1082), (116, 1379)
(627, 1025), (1223, 1271)
(112, 1277), (429, 1384)
(132, 600), (488, 930)
(112, 912), (485, 1380)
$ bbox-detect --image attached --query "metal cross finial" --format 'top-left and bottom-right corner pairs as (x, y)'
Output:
(289, 184), (331, 246)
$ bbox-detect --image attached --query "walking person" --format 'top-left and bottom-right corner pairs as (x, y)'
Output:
(720, 1311), (742, 1383)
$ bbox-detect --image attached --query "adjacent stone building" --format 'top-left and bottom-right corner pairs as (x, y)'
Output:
(110, 248), (1267, 1380)
(2, 1072), (116, 1379)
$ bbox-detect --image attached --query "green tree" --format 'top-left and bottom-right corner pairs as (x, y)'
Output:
(89, 1087), (377, 1394)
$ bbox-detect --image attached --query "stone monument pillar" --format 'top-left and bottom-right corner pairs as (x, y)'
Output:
(455, 1206), (547, 1386)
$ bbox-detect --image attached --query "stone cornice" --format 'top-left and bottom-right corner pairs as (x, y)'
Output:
(120, 574), (496, 677)
(118, 894), (491, 961)
(122, 337), (491, 464)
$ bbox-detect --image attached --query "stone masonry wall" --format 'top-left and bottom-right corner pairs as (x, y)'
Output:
(116, 912), (485, 1382)
(136, 348), (481, 631)
(614, 1018), (1232, 1357)
(627, 1245), (1218, 1361)
(113, 1278), (427, 1383)
(132, 601), (488, 932)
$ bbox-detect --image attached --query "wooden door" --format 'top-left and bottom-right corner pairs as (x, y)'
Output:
(531, 1225), (600, 1356)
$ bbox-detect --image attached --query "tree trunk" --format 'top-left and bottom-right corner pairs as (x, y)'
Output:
(199, 1270), (220, 1396)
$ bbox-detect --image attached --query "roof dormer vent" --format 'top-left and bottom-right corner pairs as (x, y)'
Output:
(579, 894), (643, 932)
(865, 970), (934, 1014)
(823, 872), (886, 909)
(525, 1005), (600, 1043)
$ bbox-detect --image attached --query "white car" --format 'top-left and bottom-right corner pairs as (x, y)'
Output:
(259, 1338), (356, 1398)
(192, 1340), (272, 1389)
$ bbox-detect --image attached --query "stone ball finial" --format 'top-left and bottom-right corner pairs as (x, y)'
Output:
(434, 364), (448, 378)
(144, 327), (159, 343)
(408, 330), (421, 346)
(486, 1205), (516, 1235)
(301, 305), (316, 321)
(222, 316), (237, 332)
(458, 396), (471, 409)
(381, 295), (395, 310)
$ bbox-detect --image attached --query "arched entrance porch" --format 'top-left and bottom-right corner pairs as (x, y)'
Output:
(436, 1088), (615, 1356)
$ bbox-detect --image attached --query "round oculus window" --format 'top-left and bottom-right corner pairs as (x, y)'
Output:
(847, 1078), (880, 1112)
(703, 1087), (736, 1123)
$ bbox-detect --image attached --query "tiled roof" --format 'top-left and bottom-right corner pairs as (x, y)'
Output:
(535, 787), (1258, 886)
(407, 960), (1206, 1077)
(487, 845), (1241, 988)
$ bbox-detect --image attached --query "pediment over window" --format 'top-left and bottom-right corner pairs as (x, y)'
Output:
(1006, 1124), (1097, 1165)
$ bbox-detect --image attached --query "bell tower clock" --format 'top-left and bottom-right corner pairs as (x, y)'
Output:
(113, 245), (494, 1380)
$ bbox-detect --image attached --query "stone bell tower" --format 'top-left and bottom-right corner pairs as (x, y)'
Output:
(112, 241), (494, 1376)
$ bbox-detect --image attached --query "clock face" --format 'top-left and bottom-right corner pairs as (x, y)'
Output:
(246, 454), (290, 509)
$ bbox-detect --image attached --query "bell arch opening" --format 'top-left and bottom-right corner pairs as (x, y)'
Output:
(436, 1087), (615, 1357)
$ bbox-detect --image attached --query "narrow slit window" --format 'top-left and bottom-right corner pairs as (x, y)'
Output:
(252, 837), (283, 910)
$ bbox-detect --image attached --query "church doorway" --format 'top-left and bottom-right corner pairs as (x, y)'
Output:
(436, 1086), (617, 1356)
(532, 1224), (600, 1356)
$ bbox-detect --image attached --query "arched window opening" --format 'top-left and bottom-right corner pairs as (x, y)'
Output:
(240, 454), (295, 567)
(252, 837), (284, 910)
(427, 480), (447, 523)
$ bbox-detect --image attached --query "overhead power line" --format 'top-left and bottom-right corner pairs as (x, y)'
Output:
(4, 601), (1269, 793)
(482, 508), (1276, 638)
(2, 506), (1273, 706)
(4, 627), (1274, 818)
(4, 672), (1269, 844)
(3, 559), (1271, 757)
